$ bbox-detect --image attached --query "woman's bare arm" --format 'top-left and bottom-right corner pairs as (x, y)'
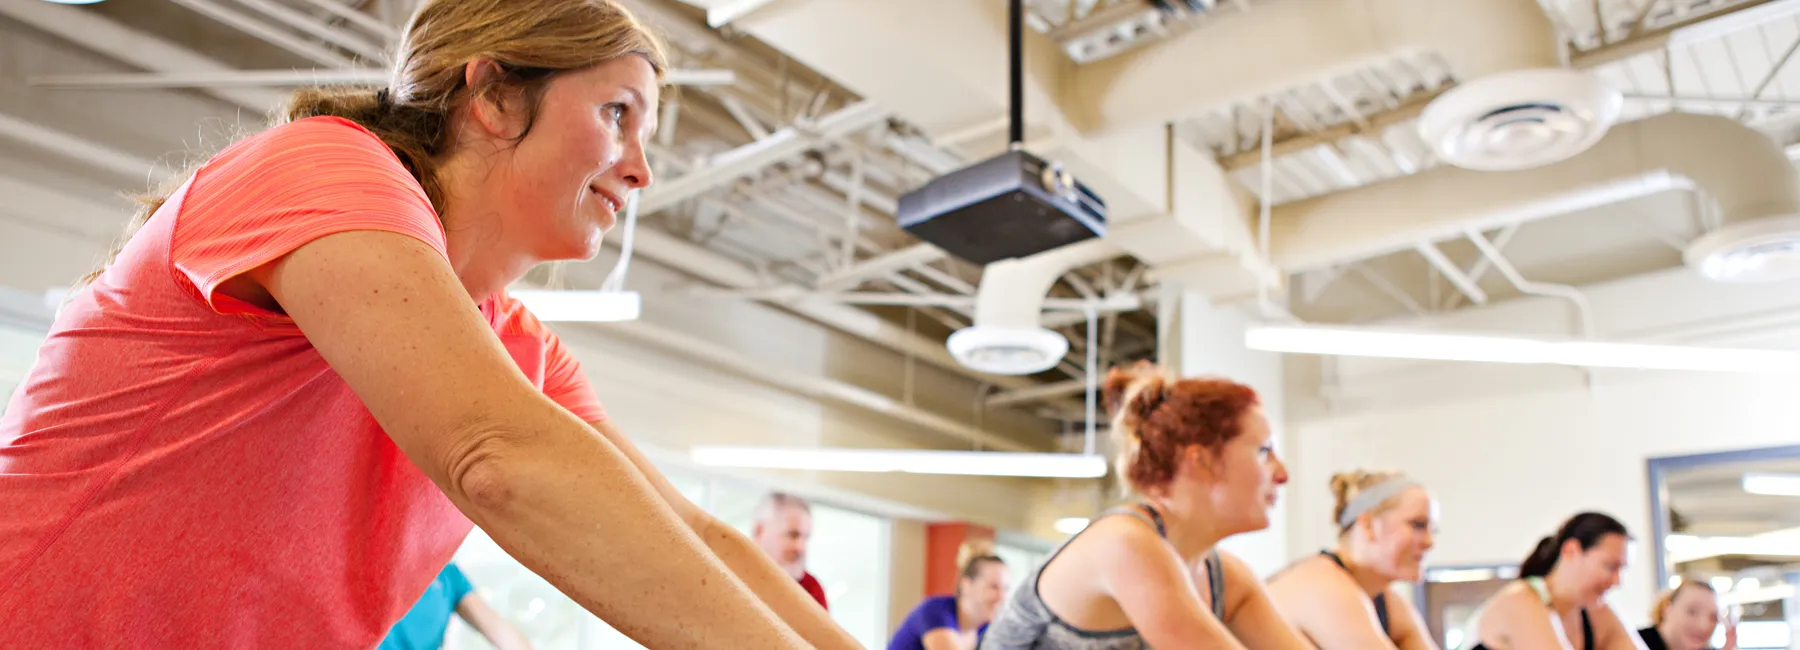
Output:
(1381, 586), (1440, 650)
(1213, 552), (1317, 650)
(1479, 589), (1576, 650)
(586, 418), (862, 650)
(255, 231), (807, 649)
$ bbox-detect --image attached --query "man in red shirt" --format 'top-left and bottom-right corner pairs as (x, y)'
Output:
(752, 493), (828, 610)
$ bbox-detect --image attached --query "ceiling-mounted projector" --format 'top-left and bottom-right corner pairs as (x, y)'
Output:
(894, 0), (1106, 266)
(898, 150), (1106, 265)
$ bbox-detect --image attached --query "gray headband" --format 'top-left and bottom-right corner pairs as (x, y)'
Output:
(1337, 476), (1421, 529)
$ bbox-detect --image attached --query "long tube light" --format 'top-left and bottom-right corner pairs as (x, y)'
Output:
(688, 446), (1110, 479)
(1244, 324), (1800, 374)
(511, 290), (641, 322)
(1743, 472), (1800, 496)
(513, 190), (643, 322)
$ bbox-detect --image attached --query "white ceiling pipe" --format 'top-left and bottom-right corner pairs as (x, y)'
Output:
(948, 239), (1123, 376)
(735, 0), (1556, 141)
(1268, 112), (1800, 274)
(725, 0), (1551, 303)
(1065, 0), (1560, 138)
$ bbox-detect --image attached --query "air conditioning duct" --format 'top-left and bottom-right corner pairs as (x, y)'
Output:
(949, 240), (1120, 375)
(1417, 68), (1624, 171)
(1063, 0), (1621, 172)
(1267, 112), (1800, 282)
(724, 0), (1589, 303)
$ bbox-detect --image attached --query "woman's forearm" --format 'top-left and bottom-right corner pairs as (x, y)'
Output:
(444, 405), (809, 649)
(695, 514), (865, 650)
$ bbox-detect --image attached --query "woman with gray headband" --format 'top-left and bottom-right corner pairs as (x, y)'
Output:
(1265, 471), (1440, 650)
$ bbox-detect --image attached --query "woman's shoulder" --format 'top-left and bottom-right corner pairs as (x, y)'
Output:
(260, 115), (383, 144)
(1263, 554), (1364, 609)
(1266, 552), (1331, 583)
(1479, 580), (1544, 617)
(191, 115), (415, 196)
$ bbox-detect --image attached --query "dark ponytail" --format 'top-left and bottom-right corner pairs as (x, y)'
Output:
(1519, 536), (1561, 578)
(1520, 511), (1629, 578)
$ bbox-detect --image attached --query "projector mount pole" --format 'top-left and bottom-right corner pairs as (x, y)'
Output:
(1008, 0), (1024, 150)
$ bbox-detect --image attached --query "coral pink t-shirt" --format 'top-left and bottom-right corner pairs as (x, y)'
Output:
(0, 116), (608, 649)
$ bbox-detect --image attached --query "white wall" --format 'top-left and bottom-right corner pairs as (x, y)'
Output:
(1178, 291), (1292, 577)
(1285, 267), (1800, 627)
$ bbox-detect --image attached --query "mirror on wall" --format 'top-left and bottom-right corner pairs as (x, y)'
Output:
(1418, 564), (1516, 649)
(1650, 446), (1800, 650)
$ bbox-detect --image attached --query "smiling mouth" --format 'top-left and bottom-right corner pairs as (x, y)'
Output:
(590, 185), (622, 213)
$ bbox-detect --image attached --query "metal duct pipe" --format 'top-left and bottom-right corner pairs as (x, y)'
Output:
(1269, 112), (1800, 275)
(1065, 0), (1560, 138)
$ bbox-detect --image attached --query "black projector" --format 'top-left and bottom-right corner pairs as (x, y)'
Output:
(896, 149), (1106, 265)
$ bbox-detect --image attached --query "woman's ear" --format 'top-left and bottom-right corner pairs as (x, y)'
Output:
(1182, 445), (1216, 481)
(1560, 537), (1583, 562)
(462, 57), (527, 139)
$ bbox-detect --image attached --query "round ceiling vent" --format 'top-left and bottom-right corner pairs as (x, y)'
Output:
(947, 325), (1069, 376)
(1418, 69), (1624, 172)
(1684, 215), (1800, 283)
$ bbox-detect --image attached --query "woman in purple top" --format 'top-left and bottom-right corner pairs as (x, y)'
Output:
(889, 553), (1010, 650)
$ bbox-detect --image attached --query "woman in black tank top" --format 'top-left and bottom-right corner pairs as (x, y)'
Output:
(1265, 471), (1439, 649)
(1459, 512), (1644, 650)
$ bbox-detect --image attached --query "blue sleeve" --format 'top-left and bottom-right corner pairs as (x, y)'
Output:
(921, 596), (960, 631)
(440, 563), (475, 603)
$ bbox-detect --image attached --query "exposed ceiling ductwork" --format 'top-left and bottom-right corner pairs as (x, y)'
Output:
(1269, 112), (1800, 282)
(726, 0), (1619, 305)
(1064, 0), (1566, 138)
(730, 0), (1621, 176)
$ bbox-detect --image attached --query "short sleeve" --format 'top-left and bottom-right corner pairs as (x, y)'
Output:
(540, 327), (608, 423)
(439, 563), (474, 603)
(494, 294), (607, 423)
(171, 116), (446, 314)
(921, 597), (961, 631)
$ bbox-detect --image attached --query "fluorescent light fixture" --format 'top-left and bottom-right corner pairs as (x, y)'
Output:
(688, 446), (1109, 479)
(511, 290), (640, 322)
(1743, 472), (1800, 496)
(513, 188), (645, 323)
(1426, 568), (1500, 583)
(1244, 324), (1800, 375)
(1054, 517), (1091, 534)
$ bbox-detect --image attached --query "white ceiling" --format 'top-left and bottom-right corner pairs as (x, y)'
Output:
(2, 0), (1800, 416)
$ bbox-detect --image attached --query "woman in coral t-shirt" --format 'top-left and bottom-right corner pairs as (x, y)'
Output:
(0, 2), (854, 649)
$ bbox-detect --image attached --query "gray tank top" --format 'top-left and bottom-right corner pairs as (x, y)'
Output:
(978, 503), (1225, 650)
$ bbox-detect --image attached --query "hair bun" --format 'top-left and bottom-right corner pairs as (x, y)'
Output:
(957, 539), (996, 568)
(1102, 361), (1170, 421)
(1101, 364), (1145, 416)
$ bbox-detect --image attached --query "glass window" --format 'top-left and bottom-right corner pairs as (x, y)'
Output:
(711, 478), (892, 650)
(799, 502), (890, 649)
(991, 541), (1048, 599)
(443, 471), (890, 650)
(0, 323), (47, 416)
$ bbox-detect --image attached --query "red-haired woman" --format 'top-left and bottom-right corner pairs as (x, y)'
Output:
(979, 363), (1308, 650)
